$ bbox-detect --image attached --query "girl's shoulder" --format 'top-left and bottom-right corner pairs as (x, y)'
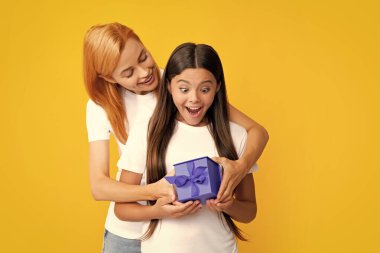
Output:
(229, 121), (247, 137)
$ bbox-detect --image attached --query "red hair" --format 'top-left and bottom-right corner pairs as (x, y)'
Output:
(83, 23), (140, 143)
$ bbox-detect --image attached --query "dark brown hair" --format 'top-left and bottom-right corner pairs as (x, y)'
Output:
(143, 43), (246, 241)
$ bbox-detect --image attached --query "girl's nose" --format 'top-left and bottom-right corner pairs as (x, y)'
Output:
(189, 91), (200, 103)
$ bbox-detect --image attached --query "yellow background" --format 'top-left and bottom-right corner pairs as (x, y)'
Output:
(1, 0), (379, 252)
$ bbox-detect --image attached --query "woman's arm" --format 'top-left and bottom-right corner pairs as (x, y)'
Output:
(207, 174), (257, 223)
(89, 140), (173, 202)
(214, 104), (268, 202)
(114, 170), (201, 221)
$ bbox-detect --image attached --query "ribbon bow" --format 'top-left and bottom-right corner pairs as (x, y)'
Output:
(173, 162), (208, 197)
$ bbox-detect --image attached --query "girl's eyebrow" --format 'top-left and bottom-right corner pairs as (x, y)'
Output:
(119, 49), (145, 75)
(177, 79), (213, 85)
(177, 79), (191, 84)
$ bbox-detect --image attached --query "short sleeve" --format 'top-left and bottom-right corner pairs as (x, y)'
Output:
(117, 146), (146, 174)
(86, 99), (111, 142)
(116, 122), (148, 174)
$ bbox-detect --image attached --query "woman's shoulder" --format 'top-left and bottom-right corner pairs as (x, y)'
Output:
(86, 98), (103, 111)
(86, 99), (109, 124)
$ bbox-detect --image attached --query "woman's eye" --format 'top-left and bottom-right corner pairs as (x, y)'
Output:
(140, 53), (148, 62)
(124, 70), (134, 78)
(179, 88), (189, 93)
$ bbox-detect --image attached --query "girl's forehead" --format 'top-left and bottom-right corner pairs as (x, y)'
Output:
(172, 68), (216, 83)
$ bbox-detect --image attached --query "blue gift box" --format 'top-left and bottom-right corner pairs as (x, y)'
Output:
(165, 156), (222, 204)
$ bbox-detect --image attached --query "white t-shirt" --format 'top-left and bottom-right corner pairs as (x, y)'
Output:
(119, 120), (258, 253)
(86, 88), (157, 239)
(86, 89), (157, 148)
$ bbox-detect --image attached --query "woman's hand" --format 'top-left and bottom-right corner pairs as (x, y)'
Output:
(154, 197), (201, 219)
(149, 177), (176, 202)
(212, 157), (248, 203)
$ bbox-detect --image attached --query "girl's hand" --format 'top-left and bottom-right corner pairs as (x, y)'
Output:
(150, 177), (176, 201)
(212, 157), (248, 203)
(154, 197), (201, 219)
(206, 198), (234, 213)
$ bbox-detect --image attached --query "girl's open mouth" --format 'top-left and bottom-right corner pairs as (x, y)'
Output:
(185, 106), (202, 116)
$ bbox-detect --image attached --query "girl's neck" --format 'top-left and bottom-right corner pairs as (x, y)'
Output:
(176, 116), (209, 127)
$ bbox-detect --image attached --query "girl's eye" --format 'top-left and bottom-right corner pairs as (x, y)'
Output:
(201, 87), (210, 93)
(179, 88), (189, 93)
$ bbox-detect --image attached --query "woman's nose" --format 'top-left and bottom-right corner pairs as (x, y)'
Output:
(137, 65), (150, 78)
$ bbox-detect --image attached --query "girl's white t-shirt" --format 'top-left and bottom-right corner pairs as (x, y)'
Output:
(86, 89), (156, 239)
(119, 120), (258, 252)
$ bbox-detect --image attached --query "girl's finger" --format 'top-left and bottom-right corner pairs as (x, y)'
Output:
(207, 199), (219, 212)
(185, 201), (201, 214)
(176, 201), (199, 216)
(188, 202), (202, 215)
(173, 200), (192, 206)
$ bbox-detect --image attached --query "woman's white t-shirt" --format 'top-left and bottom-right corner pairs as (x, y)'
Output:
(86, 89), (156, 239)
(119, 120), (258, 252)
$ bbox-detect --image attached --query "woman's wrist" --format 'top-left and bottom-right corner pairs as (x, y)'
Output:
(145, 183), (159, 200)
(236, 157), (250, 174)
(225, 197), (236, 213)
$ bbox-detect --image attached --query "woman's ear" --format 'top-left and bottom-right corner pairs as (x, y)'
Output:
(99, 75), (117, 84)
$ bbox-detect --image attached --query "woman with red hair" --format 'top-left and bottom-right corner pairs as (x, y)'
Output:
(83, 22), (268, 253)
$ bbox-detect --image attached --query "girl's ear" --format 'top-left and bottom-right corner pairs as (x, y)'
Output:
(216, 82), (221, 92)
(99, 75), (117, 84)
(167, 82), (172, 94)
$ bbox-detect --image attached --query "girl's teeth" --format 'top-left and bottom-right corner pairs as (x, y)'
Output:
(186, 107), (202, 114)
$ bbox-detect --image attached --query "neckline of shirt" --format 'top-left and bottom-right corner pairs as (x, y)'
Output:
(176, 120), (210, 130)
(123, 88), (155, 100)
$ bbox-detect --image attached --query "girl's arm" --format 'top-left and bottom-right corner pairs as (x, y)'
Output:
(215, 104), (269, 202)
(89, 140), (173, 202)
(207, 174), (257, 223)
(114, 169), (201, 221)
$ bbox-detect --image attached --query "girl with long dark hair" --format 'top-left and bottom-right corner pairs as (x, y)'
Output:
(115, 43), (258, 253)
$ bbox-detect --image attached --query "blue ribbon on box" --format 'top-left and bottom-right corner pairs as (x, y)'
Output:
(173, 161), (208, 197)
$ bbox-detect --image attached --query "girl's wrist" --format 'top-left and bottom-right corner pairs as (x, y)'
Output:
(151, 203), (166, 219)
